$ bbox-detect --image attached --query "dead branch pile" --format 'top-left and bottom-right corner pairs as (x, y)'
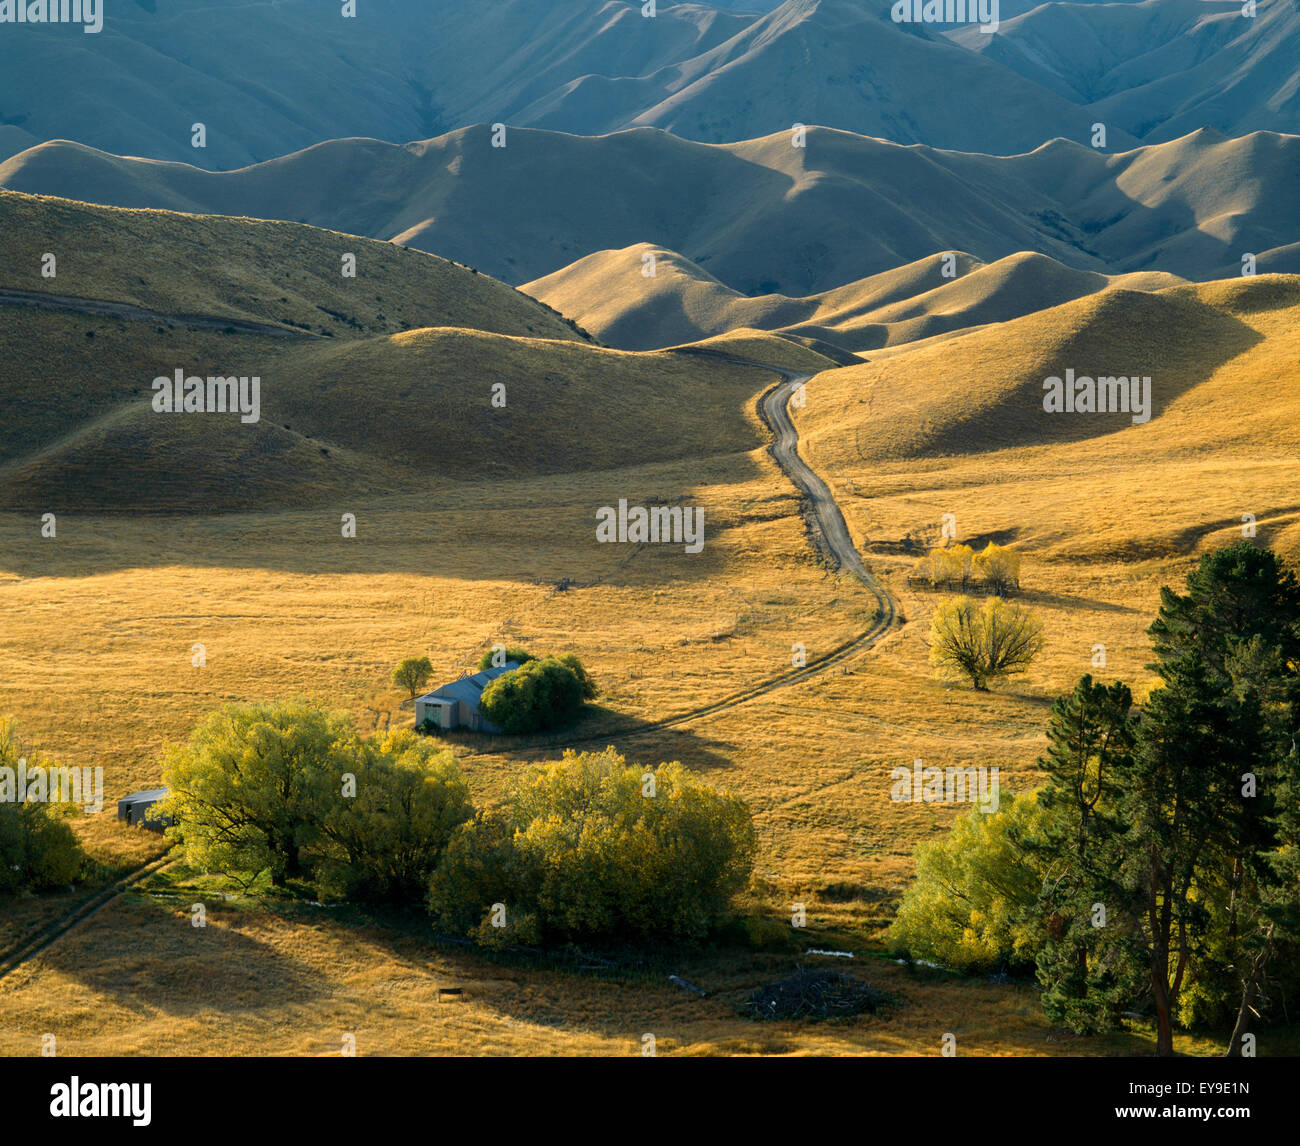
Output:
(745, 969), (891, 1021)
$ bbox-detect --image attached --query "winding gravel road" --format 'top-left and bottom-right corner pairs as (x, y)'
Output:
(759, 369), (874, 586)
(543, 357), (899, 748)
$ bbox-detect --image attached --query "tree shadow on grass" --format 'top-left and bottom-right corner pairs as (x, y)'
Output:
(31, 892), (327, 1018)
(1013, 587), (1146, 615)
(428, 703), (748, 773)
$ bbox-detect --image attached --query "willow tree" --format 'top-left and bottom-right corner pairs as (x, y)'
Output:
(159, 701), (354, 887)
(929, 596), (1044, 690)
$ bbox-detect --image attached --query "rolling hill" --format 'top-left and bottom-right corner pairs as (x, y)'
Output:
(0, 194), (780, 513)
(0, 192), (591, 343)
(523, 245), (1187, 351)
(794, 272), (1300, 561)
(0, 315), (772, 513)
(5, 125), (1297, 299)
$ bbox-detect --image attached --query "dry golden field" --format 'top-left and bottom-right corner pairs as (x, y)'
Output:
(2, 196), (1298, 1057)
(0, 466), (1255, 1057)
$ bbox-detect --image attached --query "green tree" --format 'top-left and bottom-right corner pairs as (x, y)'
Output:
(476, 646), (536, 672)
(929, 596), (1044, 690)
(314, 729), (473, 904)
(1144, 544), (1300, 1054)
(888, 790), (1046, 974)
(1031, 675), (1143, 1034)
(1116, 655), (1242, 1054)
(478, 657), (586, 733)
(1149, 543), (1300, 684)
(158, 702), (353, 887)
(430, 748), (756, 944)
(1233, 735), (1300, 1053)
(0, 802), (84, 895)
(1111, 545), (1300, 1055)
(0, 719), (86, 896)
(392, 656), (434, 699)
(554, 653), (598, 700)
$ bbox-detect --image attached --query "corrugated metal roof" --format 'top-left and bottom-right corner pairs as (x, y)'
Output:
(120, 788), (168, 804)
(418, 661), (520, 706)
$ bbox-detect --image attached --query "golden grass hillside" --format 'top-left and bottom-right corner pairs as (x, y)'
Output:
(0, 310), (768, 514)
(3, 206), (1299, 1057)
(668, 328), (843, 373)
(525, 246), (1187, 353)
(798, 279), (1300, 465)
(791, 271), (1300, 700)
(0, 190), (589, 343)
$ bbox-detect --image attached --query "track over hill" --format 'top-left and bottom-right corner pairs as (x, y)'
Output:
(539, 355), (898, 748)
(0, 354), (896, 975)
(0, 287), (323, 339)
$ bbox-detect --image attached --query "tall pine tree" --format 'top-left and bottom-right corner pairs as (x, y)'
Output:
(1032, 675), (1141, 1033)
(1127, 544), (1300, 1055)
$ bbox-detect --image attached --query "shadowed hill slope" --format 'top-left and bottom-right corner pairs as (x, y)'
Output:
(0, 191), (590, 343)
(0, 196), (776, 514)
(0, 312), (771, 514)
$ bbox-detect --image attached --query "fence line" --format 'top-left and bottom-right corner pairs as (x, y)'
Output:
(905, 576), (1020, 596)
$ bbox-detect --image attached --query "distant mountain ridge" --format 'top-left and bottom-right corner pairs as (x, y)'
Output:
(951, 0), (1300, 145)
(1, 0), (1294, 167)
(4, 125), (1297, 298)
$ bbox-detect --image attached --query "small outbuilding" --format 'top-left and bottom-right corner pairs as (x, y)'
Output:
(415, 662), (520, 733)
(117, 788), (171, 832)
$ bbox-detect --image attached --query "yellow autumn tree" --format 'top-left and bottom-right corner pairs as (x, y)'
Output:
(429, 747), (756, 944)
(888, 790), (1046, 973)
(930, 596), (1044, 690)
(974, 542), (1022, 594)
(914, 544), (974, 587)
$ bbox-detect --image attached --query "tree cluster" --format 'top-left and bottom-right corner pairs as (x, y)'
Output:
(893, 543), (1300, 1055)
(159, 703), (472, 902)
(429, 748), (755, 945)
(0, 719), (86, 897)
(477, 650), (598, 734)
(913, 541), (1022, 594)
(160, 715), (756, 947)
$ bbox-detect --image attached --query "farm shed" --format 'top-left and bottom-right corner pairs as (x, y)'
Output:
(415, 662), (520, 733)
(117, 788), (172, 832)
